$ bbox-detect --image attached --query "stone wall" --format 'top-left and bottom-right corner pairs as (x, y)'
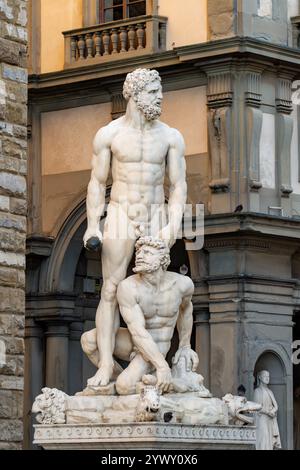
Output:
(207, 0), (236, 40)
(0, 0), (27, 450)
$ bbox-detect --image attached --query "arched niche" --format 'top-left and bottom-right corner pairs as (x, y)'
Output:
(254, 351), (287, 448)
(44, 191), (109, 293)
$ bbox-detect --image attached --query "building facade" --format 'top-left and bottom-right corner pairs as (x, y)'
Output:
(25, 0), (300, 449)
(0, 0), (27, 450)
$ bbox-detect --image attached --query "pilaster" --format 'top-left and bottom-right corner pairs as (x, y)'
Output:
(205, 63), (234, 214)
(245, 66), (263, 211)
(275, 71), (294, 216)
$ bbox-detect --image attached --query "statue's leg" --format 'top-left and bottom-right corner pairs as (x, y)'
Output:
(81, 329), (98, 367)
(81, 327), (134, 379)
(87, 223), (136, 387)
(81, 328), (134, 364)
(114, 327), (134, 362)
(116, 353), (152, 395)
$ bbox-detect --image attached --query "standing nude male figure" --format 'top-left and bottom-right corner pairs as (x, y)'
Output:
(83, 69), (187, 387)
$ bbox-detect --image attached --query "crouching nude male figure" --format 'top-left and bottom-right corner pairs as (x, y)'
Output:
(83, 68), (187, 388)
(81, 237), (199, 395)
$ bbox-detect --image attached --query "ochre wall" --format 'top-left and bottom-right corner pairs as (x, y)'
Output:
(41, 101), (112, 234)
(41, 86), (208, 235)
(40, 0), (82, 73)
(41, 102), (112, 175)
(161, 86), (208, 156)
(158, 0), (208, 48)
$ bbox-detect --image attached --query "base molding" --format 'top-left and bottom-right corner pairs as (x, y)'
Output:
(34, 423), (256, 450)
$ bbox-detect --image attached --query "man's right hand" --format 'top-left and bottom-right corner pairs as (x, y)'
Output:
(83, 228), (103, 252)
(156, 367), (172, 394)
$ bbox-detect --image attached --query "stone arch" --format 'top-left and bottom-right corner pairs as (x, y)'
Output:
(44, 188), (111, 293)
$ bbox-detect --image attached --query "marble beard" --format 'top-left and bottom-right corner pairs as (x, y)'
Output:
(32, 68), (264, 441)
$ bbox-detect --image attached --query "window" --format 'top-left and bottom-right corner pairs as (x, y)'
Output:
(99, 0), (146, 23)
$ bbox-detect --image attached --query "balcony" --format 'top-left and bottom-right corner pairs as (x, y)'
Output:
(63, 15), (168, 68)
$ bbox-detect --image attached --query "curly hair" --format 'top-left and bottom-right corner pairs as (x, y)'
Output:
(135, 236), (170, 271)
(123, 68), (161, 101)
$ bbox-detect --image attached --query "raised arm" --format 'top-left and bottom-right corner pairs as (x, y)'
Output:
(117, 281), (172, 392)
(83, 127), (112, 247)
(160, 128), (187, 247)
(173, 277), (199, 371)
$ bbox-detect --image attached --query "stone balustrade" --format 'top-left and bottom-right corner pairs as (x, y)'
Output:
(63, 15), (167, 68)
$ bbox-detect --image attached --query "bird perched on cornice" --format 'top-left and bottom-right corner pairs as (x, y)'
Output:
(234, 205), (243, 213)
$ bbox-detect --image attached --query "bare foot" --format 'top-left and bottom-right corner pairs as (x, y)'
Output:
(87, 366), (112, 387)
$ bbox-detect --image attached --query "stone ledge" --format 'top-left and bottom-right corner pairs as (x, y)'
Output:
(33, 423), (256, 450)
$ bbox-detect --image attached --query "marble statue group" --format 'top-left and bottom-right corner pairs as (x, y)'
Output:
(83, 68), (187, 390)
(32, 68), (282, 451)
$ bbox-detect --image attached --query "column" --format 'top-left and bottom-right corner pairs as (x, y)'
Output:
(194, 309), (211, 389)
(68, 322), (83, 395)
(23, 320), (43, 449)
(45, 323), (69, 392)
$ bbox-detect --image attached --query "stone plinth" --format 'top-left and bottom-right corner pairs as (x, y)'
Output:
(33, 423), (256, 450)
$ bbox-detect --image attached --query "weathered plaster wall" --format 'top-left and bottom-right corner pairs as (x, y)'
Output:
(41, 102), (111, 176)
(259, 113), (276, 189)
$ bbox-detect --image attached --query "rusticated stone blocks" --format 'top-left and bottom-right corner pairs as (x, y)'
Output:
(0, 0), (27, 450)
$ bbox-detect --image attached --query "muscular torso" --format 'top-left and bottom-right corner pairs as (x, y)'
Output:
(108, 118), (170, 222)
(131, 272), (185, 356)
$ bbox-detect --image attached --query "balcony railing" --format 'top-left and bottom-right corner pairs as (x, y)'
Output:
(63, 15), (168, 68)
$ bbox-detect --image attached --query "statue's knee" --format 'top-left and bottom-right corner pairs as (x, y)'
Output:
(116, 373), (135, 396)
(101, 281), (117, 302)
(81, 332), (96, 356)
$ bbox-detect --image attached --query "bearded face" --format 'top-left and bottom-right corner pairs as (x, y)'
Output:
(134, 79), (163, 121)
(133, 245), (162, 274)
(136, 97), (162, 121)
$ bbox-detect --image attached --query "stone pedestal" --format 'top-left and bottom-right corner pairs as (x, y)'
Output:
(33, 423), (256, 450)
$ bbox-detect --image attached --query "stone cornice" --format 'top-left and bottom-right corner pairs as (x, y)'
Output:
(204, 212), (300, 243)
(26, 293), (78, 323)
(28, 37), (300, 104)
(26, 235), (54, 258)
(205, 273), (297, 288)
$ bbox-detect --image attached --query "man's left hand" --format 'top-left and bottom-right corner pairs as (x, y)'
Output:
(173, 346), (199, 372)
(155, 224), (174, 247)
